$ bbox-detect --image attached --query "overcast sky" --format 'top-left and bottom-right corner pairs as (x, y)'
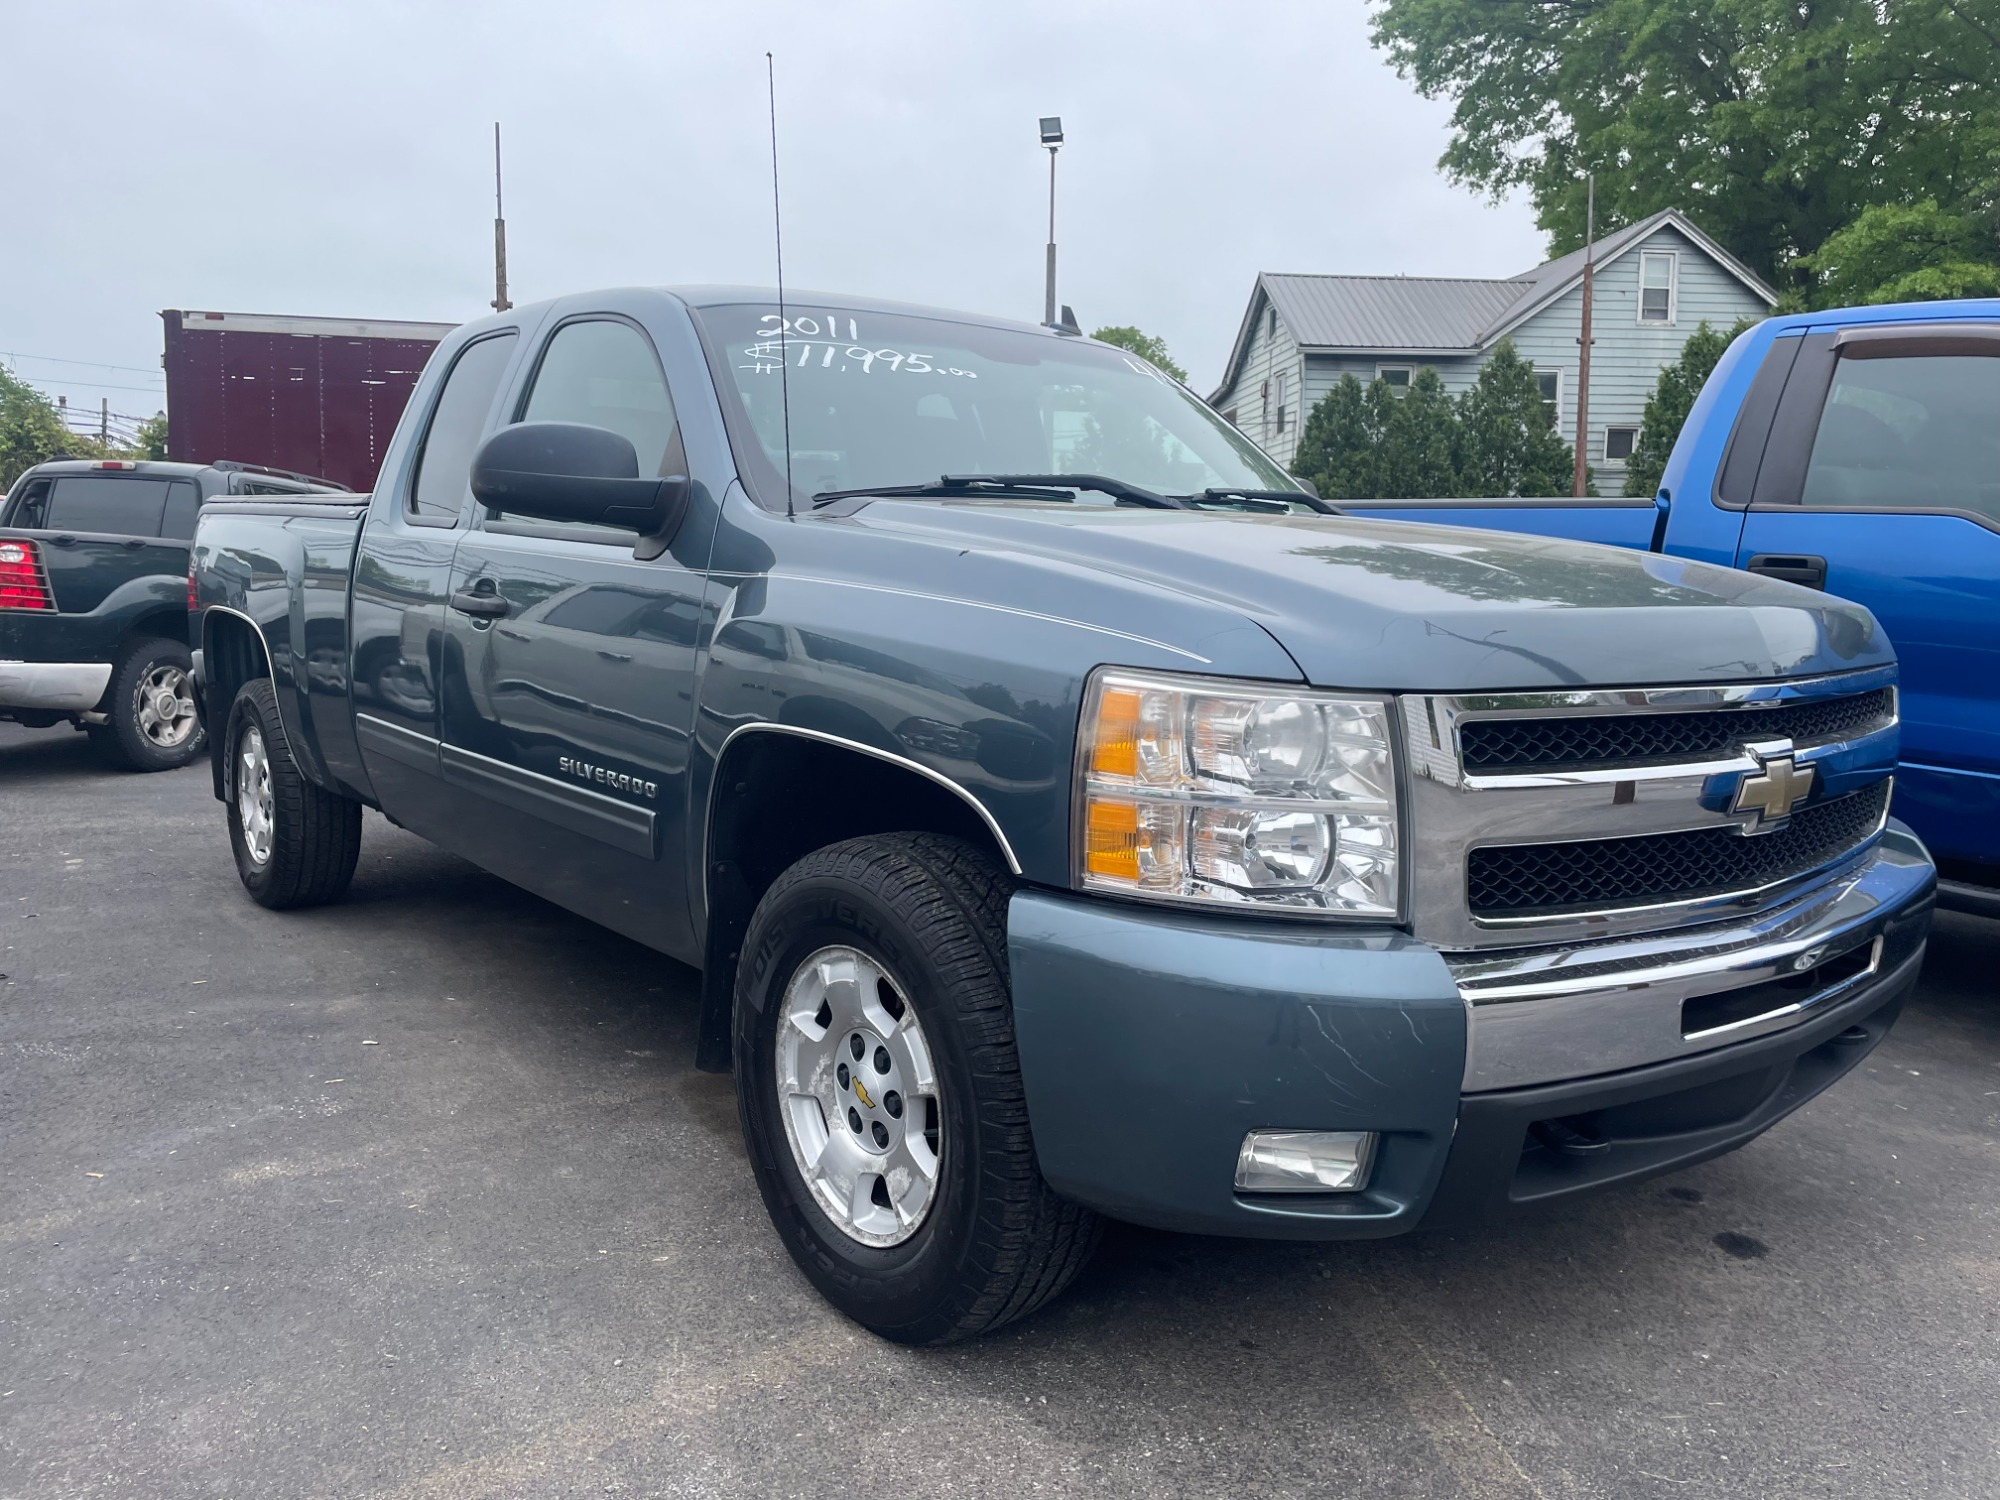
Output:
(1, 0), (1543, 435)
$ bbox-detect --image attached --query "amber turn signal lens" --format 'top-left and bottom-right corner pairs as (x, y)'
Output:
(1090, 687), (1142, 779)
(1084, 798), (1141, 881)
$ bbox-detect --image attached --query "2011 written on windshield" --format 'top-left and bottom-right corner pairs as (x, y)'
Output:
(743, 313), (976, 379)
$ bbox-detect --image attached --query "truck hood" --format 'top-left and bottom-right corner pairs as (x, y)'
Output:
(851, 505), (1892, 691)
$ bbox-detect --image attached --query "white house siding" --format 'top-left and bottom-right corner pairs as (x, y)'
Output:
(1493, 225), (1769, 491)
(1216, 291), (1306, 468)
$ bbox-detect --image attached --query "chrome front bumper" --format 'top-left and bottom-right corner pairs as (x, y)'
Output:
(0, 661), (112, 713)
(1449, 823), (1936, 1091)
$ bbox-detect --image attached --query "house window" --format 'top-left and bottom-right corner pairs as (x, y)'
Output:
(1639, 252), (1677, 324)
(1376, 364), (1415, 396)
(1535, 369), (1562, 429)
(1271, 371), (1289, 434)
(1604, 426), (1638, 461)
(1267, 307), (1277, 340)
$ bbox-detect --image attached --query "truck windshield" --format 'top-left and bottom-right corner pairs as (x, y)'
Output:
(694, 303), (1294, 509)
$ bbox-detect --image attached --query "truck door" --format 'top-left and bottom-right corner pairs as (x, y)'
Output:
(1734, 321), (2000, 881)
(437, 314), (711, 960)
(350, 329), (520, 839)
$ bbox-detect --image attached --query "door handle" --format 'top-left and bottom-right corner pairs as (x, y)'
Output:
(1744, 553), (1827, 591)
(597, 650), (633, 663)
(449, 588), (511, 619)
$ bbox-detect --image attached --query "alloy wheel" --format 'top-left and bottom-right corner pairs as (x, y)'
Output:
(237, 724), (274, 866)
(774, 945), (943, 1247)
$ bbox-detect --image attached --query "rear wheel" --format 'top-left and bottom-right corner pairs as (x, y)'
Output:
(224, 678), (362, 909)
(735, 833), (1101, 1345)
(94, 637), (204, 771)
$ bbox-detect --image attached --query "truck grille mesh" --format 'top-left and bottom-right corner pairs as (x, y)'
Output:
(1459, 689), (1893, 773)
(1466, 782), (1890, 917)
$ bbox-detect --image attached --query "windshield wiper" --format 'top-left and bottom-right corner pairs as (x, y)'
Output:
(813, 473), (1186, 510)
(1180, 487), (1344, 515)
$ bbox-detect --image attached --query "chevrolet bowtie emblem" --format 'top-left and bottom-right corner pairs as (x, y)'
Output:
(1732, 748), (1816, 832)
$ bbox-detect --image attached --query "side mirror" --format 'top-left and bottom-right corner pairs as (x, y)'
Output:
(470, 422), (690, 549)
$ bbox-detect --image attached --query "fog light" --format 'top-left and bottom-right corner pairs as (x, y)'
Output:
(1234, 1129), (1378, 1193)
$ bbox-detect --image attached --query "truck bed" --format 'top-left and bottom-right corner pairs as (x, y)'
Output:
(193, 497), (372, 800)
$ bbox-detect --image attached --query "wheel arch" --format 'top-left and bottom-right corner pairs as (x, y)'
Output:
(200, 607), (276, 802)
(695, 724), (1020, 1073)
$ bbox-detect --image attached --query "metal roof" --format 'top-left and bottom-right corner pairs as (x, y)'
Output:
(1260, 274), (1526, 353)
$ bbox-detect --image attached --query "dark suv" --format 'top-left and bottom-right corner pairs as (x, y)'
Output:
(1, 457), (342, 769)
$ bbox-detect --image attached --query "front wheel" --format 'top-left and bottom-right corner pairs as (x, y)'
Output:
(224, 678), (362, 909)
(735, 833), (1101, 1345)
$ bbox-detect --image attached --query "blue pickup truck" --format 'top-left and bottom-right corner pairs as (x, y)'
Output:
(1349, 299), (1999, 917)
(191, 287), (1934, 1342)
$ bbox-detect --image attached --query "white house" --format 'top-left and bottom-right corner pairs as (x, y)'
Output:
(1207, 208), (1777, 491)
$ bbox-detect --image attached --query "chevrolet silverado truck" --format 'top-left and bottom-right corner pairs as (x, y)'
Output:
(190, 287), (1936, 1344)
(1348, 298), (1999, 918)
(1, 457), (341, 768)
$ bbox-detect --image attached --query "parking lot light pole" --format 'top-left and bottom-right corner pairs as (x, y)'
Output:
(1040, 116), (1063, 327)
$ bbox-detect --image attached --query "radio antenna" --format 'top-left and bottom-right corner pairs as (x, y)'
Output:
(767, 51), (795, 519)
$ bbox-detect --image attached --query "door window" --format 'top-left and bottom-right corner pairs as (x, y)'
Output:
(44, 476), (173, 535)
(494, 319), (680, 536)
(409, 332), (518, 526)
(1800, 354), (2000, 524)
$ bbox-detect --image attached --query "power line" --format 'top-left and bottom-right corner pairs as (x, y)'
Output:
(9, 374), (167, 395)
(0, 350), (164, 378)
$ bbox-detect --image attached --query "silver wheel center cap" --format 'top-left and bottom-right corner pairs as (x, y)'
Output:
(774, 945), (942, 1248)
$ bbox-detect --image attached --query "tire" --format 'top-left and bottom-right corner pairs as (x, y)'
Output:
(95, 637), (205, 772)
(224, 677), (362, 910)
(735, 833), (1101, 1345)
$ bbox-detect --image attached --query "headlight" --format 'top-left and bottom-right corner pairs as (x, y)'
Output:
(1075, 668), (1401, 917)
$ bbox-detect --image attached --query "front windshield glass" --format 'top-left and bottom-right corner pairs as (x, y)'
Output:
(693, 303), (1295, 507)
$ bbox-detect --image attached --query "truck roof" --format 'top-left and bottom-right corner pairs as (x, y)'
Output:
(451, 285), (1076, 343)
(14, 458), (346, 491)
(1763, 296), (2000, 335)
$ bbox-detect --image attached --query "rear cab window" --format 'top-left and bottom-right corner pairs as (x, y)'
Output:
(408, 332), (519, 527)
(19, 475), (198, 537)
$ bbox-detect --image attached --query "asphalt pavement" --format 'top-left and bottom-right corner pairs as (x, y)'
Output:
(3, 719), (1997, 1499)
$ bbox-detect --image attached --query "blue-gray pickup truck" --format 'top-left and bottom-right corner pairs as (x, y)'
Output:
(190, 287), (1936, 1343)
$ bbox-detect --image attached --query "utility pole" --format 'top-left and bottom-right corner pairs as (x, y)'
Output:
(1039, 117), (1064, 327)
(100, 397), (110, 446)
(491, 123), (512, 314)
(1573, 172), (1595, 498)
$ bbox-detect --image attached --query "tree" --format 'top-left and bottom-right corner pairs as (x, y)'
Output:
(1294, 348), (1585, 500)
(1368, 0), (2000, 304)
(1794, 202), (2000, 309)
(1374, 367), (1464, 498)
(0, 365), (83, 490)
(1622, 321), (1755, 498)
(1291, 373), (1380, 499)
(133, 411), (170, 461)
(1089, 325), (1188, 384)
(1457, 341), (1574, 497)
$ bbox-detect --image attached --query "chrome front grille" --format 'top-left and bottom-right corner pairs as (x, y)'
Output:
(1400, 667), (1901, 949)
(1458, 688), (1894, 773)
(1466, 782), (1891, 917)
